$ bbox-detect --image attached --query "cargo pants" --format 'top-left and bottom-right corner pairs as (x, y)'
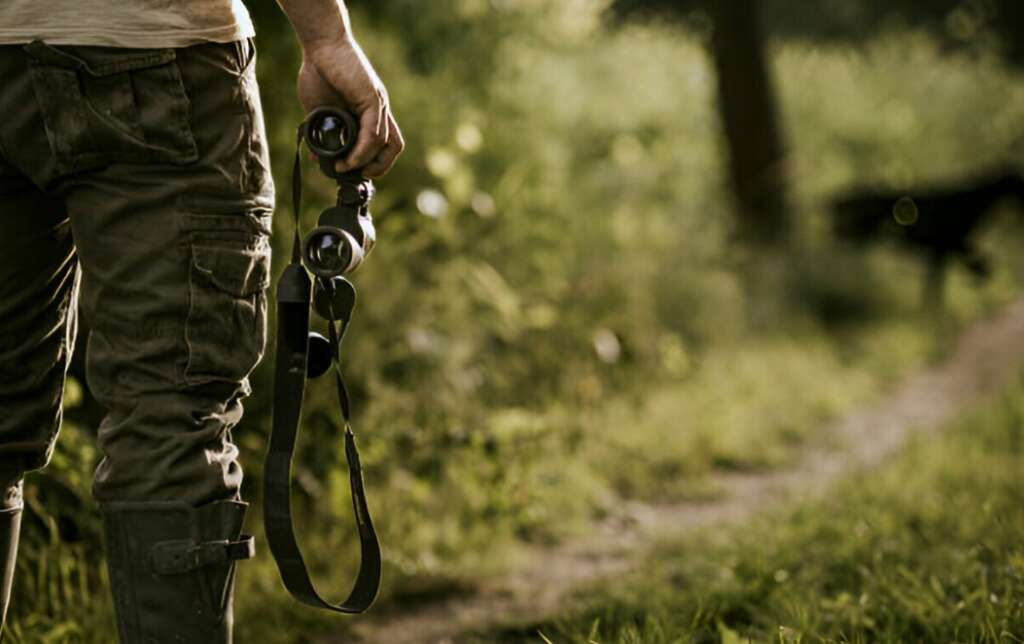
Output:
(0, 39), (274, 510)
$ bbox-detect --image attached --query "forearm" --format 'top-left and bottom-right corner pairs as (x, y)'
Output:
(275, 0), (353, 51)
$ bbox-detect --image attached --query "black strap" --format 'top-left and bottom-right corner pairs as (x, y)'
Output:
(262, 135), (381, 614)
(291, 128), (304, 264)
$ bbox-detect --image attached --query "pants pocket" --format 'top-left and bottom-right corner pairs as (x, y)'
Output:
(182, 212), (271, 388)
(25, 41), (199, 175)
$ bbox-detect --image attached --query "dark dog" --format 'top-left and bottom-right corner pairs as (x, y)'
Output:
(830, 170), (1024, 303)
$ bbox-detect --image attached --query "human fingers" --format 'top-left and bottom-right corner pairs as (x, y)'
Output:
(362, 112), (404, 178)
(335, 92), (389, 173)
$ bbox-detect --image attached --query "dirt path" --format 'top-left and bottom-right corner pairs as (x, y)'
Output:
(338, 300), (1024, 644)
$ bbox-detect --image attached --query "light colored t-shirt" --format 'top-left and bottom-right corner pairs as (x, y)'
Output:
(0, 1), (255, 48)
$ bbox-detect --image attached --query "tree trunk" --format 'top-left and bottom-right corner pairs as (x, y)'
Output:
(706, 0), (790, 245)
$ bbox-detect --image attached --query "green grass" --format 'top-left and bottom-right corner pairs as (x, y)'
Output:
(7, 7), (1024, 641)
(1, 309), (970, 644)
(511, 374), (1024, 644)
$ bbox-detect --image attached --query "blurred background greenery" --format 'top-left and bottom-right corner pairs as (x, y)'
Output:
(6, 0), (1024, 641)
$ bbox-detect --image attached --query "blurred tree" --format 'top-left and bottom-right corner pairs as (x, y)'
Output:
(613, 0), (1024, 66)
(612, 0), (792, 245)
(611, 0), (1024, 244)
(705, 0), (790, 245)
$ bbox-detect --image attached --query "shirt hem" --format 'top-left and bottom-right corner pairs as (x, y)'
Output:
(0, 22), (256, 49)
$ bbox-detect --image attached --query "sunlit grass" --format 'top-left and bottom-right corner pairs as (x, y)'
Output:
(7, 7), (1024, 642)
(519, 371), (1024, 643)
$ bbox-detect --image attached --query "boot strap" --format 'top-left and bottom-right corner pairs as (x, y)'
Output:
(152, 535), (255, 575)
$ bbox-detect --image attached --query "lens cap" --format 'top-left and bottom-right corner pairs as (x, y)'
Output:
(307, 332), (333, 379)
(313, 276), (357, 323)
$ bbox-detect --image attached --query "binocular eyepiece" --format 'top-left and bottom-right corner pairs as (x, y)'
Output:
(304, 225), (362, 278)
(297, 106), (376, 279)
(301, 107), (359, 179)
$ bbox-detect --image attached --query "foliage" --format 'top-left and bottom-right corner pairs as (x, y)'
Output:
(611, 0), (1024, 66)
(3, 407), (112, 643)
(526, 371), (1024, 643)
(7, 1), (1024, 641)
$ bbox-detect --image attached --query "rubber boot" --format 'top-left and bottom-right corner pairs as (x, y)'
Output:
(0, 508), (21, 640)
(101, 500), (254, 644)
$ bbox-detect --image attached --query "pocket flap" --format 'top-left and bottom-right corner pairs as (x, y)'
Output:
(191, 242), (270, 298)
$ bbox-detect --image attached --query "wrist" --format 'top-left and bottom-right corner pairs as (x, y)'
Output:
(302, 31), (360, 66)
(282, 0), (354, 54)
(301, 30), (355, 57)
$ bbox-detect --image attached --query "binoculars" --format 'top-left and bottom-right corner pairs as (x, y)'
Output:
(299, 106), (376, 279)
(265, 105), (383, 614)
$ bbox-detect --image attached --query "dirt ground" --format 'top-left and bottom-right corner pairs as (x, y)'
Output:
(333, 299), (1024, 644)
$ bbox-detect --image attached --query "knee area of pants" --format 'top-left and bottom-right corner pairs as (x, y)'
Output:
(108, 384), (245, 422)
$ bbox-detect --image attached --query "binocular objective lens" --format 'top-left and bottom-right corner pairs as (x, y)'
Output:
(310, 115), (347, 154)
(307, 231), (352, 275)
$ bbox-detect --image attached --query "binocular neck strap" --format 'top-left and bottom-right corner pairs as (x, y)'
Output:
(290, 128), (304, 264)
(262, 132), (382, 615)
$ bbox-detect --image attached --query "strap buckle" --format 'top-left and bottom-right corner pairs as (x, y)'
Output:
(152, 535), (255, 575)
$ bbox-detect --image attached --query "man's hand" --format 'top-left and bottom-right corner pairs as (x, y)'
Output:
(298, 38), (403, 178)
(278, 0), (404, 178)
